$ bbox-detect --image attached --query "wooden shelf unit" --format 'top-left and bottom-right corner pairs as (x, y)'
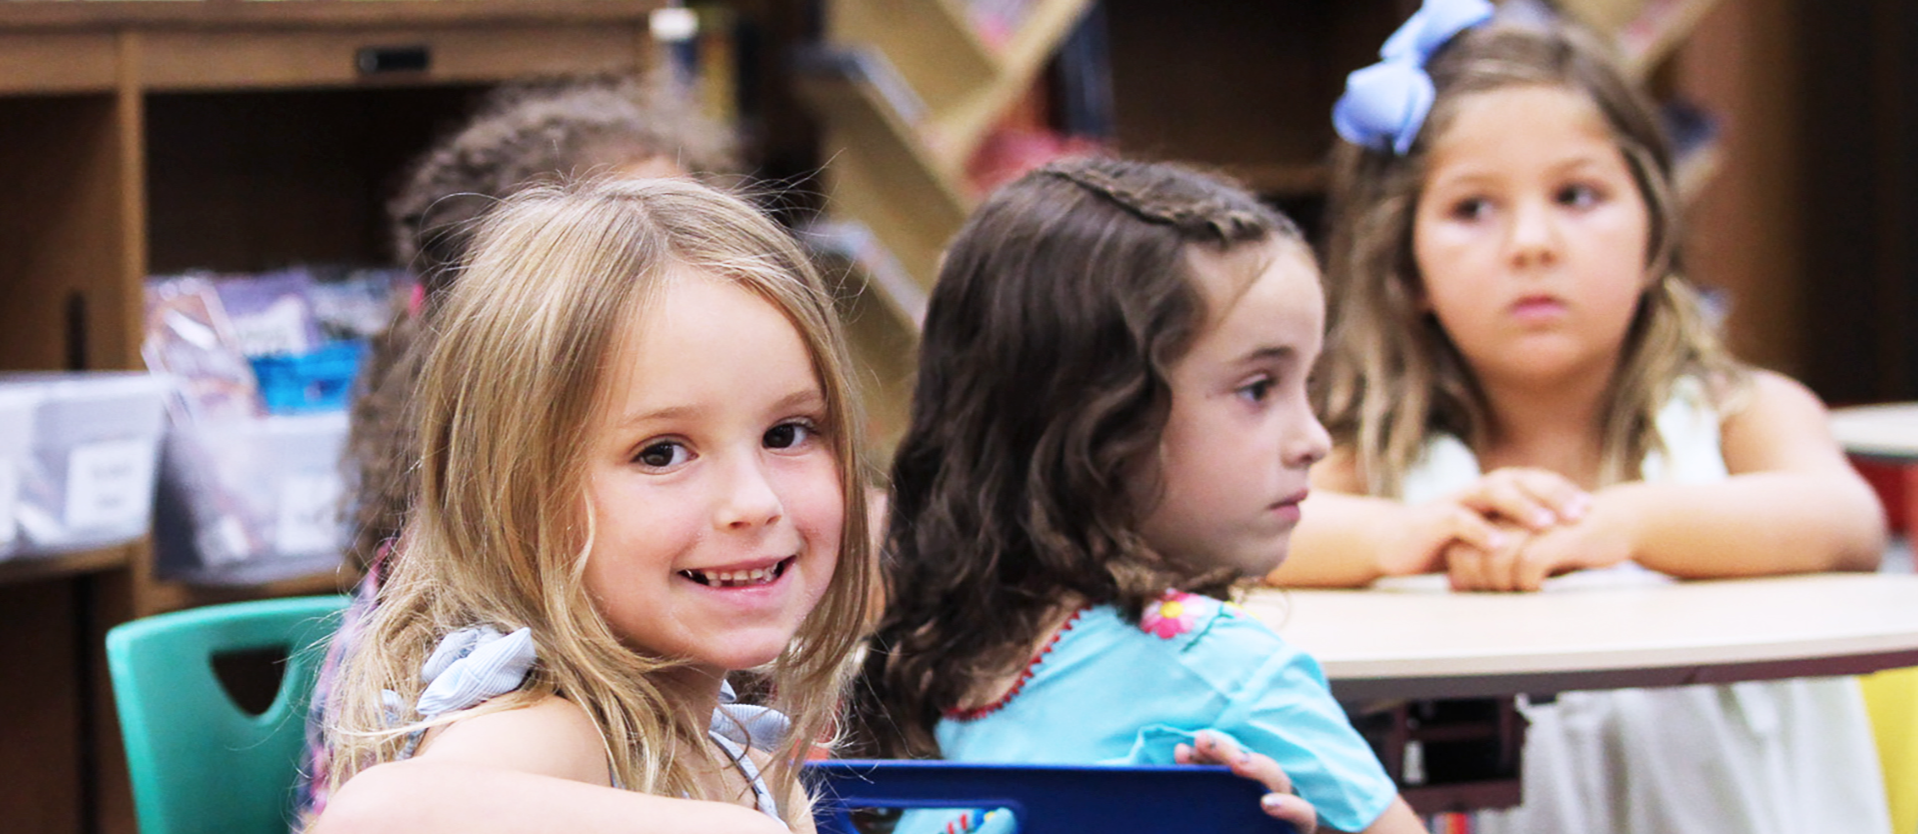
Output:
(0, 5), (662, 831)
(795, 0), (1093, 456)
(799, 0), (1091, 286)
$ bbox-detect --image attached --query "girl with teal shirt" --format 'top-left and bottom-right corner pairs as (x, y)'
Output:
(853, 157), (1426, 834)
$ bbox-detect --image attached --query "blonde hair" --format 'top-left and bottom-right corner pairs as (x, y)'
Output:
(347, 72), (738, 577)
(322, 177), (871, 818)
(1320, 20), (1747, 496)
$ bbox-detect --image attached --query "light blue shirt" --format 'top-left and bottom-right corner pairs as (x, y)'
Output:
(906, 592), (1396, 833)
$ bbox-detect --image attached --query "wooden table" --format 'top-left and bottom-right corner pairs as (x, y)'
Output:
(1243, 572), (1918, 702)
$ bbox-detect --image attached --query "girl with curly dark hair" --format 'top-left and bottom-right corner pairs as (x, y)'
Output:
(854, 157), (1421, 834)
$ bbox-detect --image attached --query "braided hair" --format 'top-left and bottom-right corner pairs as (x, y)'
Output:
(855, 157), (1307, 759)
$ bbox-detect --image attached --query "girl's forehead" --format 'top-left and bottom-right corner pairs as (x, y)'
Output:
(1434, 84), (1610, 145)
(1186, 238), (1309, 305)
(1422, 85), (1622, 179)
(607, 271), (822, 403)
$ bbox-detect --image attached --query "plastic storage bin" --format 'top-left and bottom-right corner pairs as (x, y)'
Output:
(2, 372), (169, 556)
(0, 387), (40, 558)
(154, 411), (349, 584)
(248, 340), (367, 415)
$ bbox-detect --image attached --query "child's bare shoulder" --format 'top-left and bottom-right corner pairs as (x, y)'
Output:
(414, 694), (611, 786)
(1719, 369), (1847, 473)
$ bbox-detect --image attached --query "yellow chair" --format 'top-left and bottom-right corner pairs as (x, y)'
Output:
(1862, 666), (1917, 834)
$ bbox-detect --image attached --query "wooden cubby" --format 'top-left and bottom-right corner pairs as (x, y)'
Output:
(795, 0), (1096, 458)
(0, 4), (662, 831)
(798, 0), (1093, 290)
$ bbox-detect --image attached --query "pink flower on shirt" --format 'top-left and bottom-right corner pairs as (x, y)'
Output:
(1140, 591), (1199, 639)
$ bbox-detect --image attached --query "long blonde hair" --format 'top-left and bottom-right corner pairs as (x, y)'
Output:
(1320, 20), (1746, 496)
(322, 177), (871, 817)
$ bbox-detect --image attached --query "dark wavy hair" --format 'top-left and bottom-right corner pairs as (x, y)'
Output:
(855, 157), (1305, 759)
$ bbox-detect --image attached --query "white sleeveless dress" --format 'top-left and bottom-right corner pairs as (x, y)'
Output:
(1393, 382), (1891, 834)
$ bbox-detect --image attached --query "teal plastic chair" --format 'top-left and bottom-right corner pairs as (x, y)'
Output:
(106, 595), (349, 834)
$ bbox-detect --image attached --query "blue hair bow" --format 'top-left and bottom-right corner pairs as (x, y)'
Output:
(1332, 0), (1496, 154)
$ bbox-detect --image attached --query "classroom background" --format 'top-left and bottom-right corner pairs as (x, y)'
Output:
(0, 1), (1909, 832)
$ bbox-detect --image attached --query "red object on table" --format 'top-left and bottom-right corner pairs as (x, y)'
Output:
(1851, 456), (1917, 539)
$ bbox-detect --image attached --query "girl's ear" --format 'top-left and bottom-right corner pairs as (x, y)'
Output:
(1403, 268), (1434, 314)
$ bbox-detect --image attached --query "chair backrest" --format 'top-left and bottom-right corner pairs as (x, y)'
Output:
(806, 759), (1295, 834)
(106, 595), (349, 834)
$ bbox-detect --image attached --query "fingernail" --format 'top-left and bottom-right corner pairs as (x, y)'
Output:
(1564, 495), (1591, 520)
(1532, 509), (1555, 528)
(1489, 530), (1508, 549)
(1261, 794), (1286, 811)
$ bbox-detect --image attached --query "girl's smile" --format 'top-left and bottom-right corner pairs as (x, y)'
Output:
(677, 555), (796, 588)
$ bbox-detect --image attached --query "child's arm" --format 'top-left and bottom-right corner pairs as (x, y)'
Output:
(1463, 372), (1887, 586)
(313, 760), (788, 834)
(1268, 450), (1584, 588)
(310, 696), (788, 834)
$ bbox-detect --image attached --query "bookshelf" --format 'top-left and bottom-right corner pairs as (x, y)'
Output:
(0, 4), (662, 831)
(798, 0), (1092, 290)
(795, 0), (1094, 456)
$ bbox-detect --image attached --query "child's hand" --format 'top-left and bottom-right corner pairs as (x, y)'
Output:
(1454, 467), (1590, 532)
(1503, 489), (1638, 582)
(1378, 498), (1506, 578)
(1440, 520), (1553, 591)
(1441, 494), (1634, 591)
(1174, 729), (1318, 833)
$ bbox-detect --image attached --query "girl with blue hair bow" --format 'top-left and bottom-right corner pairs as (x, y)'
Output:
(1272, 1), (1891, 832)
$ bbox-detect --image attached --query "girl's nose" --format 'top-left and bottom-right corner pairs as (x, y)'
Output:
(715, 457), (784, 530)
(1286, 410), (1333, 469)
(1506, 198), (1560, 269)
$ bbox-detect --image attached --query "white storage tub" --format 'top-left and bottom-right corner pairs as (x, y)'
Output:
(0, 387), (41, 557)
(3, 372), (168, 556)
(153, 410), (349, 585)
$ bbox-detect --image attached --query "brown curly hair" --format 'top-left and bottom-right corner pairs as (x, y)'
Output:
(853, 157), (1307, 759)
(345, 74), (738, 575)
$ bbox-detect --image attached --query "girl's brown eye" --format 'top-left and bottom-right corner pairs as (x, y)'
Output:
(1558, 183), (1600, 209)
(637, 442), (686, 468)
(764, 422), (812, 450)
(1237, 378), (1275, 404)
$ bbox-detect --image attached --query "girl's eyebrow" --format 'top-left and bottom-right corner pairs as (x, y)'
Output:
(1235, 345), (1298, 366)
(615, 386), (827, 428)
(768, 387), (829, 414)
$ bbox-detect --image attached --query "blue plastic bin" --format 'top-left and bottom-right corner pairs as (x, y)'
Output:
(248, 341), (366, 415)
